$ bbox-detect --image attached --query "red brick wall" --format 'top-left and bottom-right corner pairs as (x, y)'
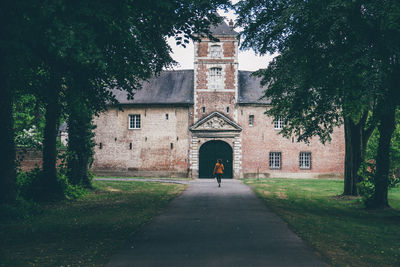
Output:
(223, 41), (235, 57)
(17, 149), (66, 172)
(92, 106), (191, 177)
(197, 42), (208, 57)
(239, 106), (345, 177)
(225, 64), (235, 89)
(195, 91), (236, 120)
(196, 64), (207, 89)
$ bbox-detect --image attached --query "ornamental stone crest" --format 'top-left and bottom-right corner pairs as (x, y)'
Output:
(202, 116), (228, 130)
(191, 111), (242, 132)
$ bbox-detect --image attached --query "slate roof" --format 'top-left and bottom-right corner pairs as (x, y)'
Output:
(209, 19), (238, 36)
(237, 71), (270, 104)
(112, 70), (194, 105)
(112, 70), (268, 105)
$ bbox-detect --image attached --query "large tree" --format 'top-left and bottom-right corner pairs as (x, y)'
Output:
(1, 0), (230, 202)
(0, 1), (35, 204)
(235, 0), (399, 207)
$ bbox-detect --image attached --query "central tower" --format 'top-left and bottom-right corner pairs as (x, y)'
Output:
(189, 20), (242, 179)
(193, 20), (239, 122)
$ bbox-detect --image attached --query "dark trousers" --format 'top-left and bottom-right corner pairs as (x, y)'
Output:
(216, 173), (222, 184)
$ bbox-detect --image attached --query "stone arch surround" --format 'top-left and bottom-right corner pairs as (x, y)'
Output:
(189, 135), (242, 178)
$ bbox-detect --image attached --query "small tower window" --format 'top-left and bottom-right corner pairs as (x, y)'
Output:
(226, 107), (230, 114)
(210, 44), (222, 58)
(249, 115), (254, 126)
(129, 143), (132, 150)
(99, 143), (103, 149)
(165, 113), (169, 120)
(202, 107), (206, 114)
(209, 67), (222, 90)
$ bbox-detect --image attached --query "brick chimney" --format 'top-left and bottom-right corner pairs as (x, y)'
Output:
(229, 19), (234, 29)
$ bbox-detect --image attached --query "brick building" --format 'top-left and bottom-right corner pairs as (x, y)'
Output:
(92, 20), (345, 179)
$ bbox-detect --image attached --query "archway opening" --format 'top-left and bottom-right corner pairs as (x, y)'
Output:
(199, 140), (233, 178)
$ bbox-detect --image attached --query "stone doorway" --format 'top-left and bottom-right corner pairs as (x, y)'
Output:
(199, 140), (233, 178)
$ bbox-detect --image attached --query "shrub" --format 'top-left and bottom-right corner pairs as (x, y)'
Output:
(358, 160), (400, 206)
(16, 167), (88, 202)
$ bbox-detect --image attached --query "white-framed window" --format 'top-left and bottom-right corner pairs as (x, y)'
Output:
(129, 114), (141, 129)
(249, 115), (254, 126)
(210, 44), (222, 58)
(269, 152), (281, 169)
(209, 67), (222, 89)
(299, 152), (311, 169)
(274, 117), (285, 130)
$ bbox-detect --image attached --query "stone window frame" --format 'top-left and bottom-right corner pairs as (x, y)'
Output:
(269, 151), (281, 169)
(208, 66), (224, 90)
(129, 114), (141, 129)
(274, 117), (285, 130)
(210, 44), (222, 58)
(299, 152), (311, 169)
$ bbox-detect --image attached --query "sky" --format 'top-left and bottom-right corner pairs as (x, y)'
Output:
(167, 4), (276, 71)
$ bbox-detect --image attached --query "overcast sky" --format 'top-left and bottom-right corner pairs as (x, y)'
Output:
(167, 4), (276, 71)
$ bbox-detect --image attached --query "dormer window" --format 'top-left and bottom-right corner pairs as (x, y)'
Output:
(209, 67), (222, 89)
(210, 45), (222, 58)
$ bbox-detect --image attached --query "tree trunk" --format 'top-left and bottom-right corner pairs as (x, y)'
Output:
(66, 84), (94, 188)
(41, 84), (62, 199)
(0, 76), (16, 204)
(371, 105), (396, 208)
(343, 117), (363, 195)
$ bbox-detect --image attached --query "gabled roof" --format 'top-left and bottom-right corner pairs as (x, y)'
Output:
(112, 70), (268, 105)
(112, 70), (193, 105)
(190, 111), (242, 132)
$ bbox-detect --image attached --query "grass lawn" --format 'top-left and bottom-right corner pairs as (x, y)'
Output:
(0, 180), (186, 266)
(94, 176), (192, 181)
(243, 178), (400, 267)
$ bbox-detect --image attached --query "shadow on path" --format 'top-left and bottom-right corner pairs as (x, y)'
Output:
(106, 179), (326, 267)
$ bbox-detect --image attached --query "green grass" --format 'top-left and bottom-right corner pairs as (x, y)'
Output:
(0, 180), (186, 266)
(243, 178), (400, 266)
(94, 176), (192, 181)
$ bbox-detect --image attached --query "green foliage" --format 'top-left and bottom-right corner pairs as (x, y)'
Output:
(358, 114), (400, 205)
(13, 94), (45, 148)
(65, 87), (96, 187)
(16, 167), (87, 202)
(357, 161), (377, 207)
(235, 0), (379, 144)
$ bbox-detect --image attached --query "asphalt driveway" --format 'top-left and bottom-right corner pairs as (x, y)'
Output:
(106, 179), (326, 267)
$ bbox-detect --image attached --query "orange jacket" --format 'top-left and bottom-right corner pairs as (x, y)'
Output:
(214, 163), (224, 174)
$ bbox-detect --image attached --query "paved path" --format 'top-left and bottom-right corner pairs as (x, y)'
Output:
(106, 179), (326, 267)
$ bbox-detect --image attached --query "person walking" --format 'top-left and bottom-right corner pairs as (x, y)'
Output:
(213, 159), (224, 187)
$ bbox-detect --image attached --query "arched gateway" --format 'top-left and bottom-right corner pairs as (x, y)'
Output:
(199, 140), (233, 178)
